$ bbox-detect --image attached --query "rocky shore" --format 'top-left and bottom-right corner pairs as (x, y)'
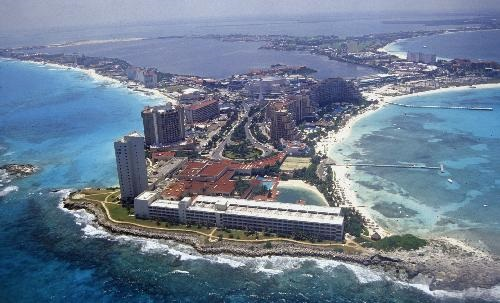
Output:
(1, 163), (39, 177)
(64, 198), (500, 292)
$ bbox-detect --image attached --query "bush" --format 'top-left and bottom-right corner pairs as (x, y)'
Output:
(264, 241), (272, 249)
(364, 234), (427, 251)
(343, 208), (364, 237)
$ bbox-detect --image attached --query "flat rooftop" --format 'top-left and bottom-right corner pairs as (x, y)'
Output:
(188, 196), (343, 225)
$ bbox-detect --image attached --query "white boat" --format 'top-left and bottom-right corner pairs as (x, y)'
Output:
(447, 178), (453, 183)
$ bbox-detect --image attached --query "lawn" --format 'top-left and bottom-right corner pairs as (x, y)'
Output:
(280, 157), (311, 171)
(104, 203), (213, 233)
(223, 148), (262, 160)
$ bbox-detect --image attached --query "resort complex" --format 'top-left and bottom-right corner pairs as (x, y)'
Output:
(134, 193), (344, 241)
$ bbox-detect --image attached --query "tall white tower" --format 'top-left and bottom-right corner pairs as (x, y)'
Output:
(114, 132), (148, 201)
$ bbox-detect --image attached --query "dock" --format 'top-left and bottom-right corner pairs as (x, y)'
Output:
(330, 163), (441, 170)
(386, 101), (493, 111)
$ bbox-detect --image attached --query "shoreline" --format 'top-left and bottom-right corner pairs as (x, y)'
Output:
(1, 57), (176, 105)
(380, 28), (500, 61)
(62, 196), (500, 293)
(277, 179), (329, 206)
(316, 82), (500, 242)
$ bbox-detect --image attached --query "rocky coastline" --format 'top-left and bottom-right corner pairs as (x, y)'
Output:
(1, 163), (39, 178)
(64, 198), (500, 292)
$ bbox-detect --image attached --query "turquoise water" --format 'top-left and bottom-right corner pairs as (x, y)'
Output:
(277, 182), (327, 206)
(0, 59), (498, 302)
(328, 87), (500, 254)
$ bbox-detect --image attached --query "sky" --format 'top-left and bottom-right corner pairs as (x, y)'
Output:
(2, 0), (500, 31)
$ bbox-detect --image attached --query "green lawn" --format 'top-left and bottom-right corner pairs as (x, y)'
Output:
(223, 148), (262, 160)
(104, 203), (213, 233)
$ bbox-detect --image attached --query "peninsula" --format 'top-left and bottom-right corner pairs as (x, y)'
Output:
(4, 22), (500, 292)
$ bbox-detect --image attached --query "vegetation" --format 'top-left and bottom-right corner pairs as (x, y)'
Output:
(362, 234), (427, 251)
(223, 140), (262, 160)
(343, 208), (365, 237)
(103, 203), (215, 233)
(231, 118), (247, 142)
(250, 122), (269, 144)
(260, 161), (281, 176)
(235, 178), (250, 195)
(288, 156), (337, 206)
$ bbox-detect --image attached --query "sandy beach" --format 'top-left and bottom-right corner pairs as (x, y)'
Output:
(317, 82), (500, 239)
(277, 179), (329, 206)
(25, 59), (177, 104)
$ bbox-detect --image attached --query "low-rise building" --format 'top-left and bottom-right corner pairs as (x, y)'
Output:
(134, 194), (344, 240)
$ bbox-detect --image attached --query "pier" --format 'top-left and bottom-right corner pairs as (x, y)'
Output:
(386, 101), (493, 111)
(330, 163), (441, 170)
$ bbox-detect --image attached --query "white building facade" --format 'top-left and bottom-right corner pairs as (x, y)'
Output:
(114, 132), (148, 201)
(135, 194), (344, 241)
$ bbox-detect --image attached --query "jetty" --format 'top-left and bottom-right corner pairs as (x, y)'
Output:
(330, 163), (441, 170)
(386, 101), (493, 111)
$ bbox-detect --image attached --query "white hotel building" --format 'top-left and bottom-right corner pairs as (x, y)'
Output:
(114, 132), (148, 201)
(135, 193), (344, 241)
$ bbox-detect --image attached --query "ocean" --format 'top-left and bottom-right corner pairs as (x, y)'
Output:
(384, 30), (500, 61)
(37, 37), (378, 80)
(328, 87), (500, 255)
(1, 59), (497, 302)
(0, 13), (481, 80)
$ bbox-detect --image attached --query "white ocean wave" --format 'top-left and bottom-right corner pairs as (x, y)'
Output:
(396, 281), (500, 302)
(171, 270), (190, 275)
(60, 197), (500, 301)
(0, 185), (19, 197)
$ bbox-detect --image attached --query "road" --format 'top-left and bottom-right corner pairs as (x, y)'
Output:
(242, 103), (274, 157)
(210, 103), (275, 160)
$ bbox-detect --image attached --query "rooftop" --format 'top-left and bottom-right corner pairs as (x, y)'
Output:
(189, 195), (343, 225)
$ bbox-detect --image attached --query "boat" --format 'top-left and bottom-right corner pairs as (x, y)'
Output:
(447, 179), (453, 183)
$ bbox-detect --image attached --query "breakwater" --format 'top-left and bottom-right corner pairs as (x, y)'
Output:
(386, 101), (493, 111)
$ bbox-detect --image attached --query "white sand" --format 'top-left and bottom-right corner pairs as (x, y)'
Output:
(278, 179), (328, 206)
(317, 82), (500, 238)
(27, 60), (176, 104)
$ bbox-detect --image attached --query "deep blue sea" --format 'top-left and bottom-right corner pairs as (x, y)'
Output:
(2, 60), (497, 302)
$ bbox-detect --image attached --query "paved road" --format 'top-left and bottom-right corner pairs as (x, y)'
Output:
(210, 103), (276, 160)
(242, 103), (275, 157)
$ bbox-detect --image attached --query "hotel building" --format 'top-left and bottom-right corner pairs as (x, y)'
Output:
(184, 98), (220, 124)
(142, 104), (185, 147)
(269, 102), (298, 143)
(310, 78), (362, 107)
(114, 132), (148, 201)
(135, 193), (344, 241)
